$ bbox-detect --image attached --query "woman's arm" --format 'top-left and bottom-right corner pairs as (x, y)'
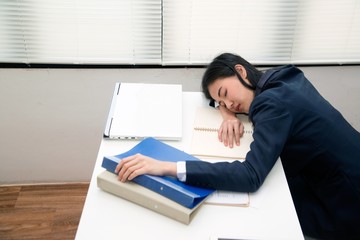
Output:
(217, 105), (244, 148)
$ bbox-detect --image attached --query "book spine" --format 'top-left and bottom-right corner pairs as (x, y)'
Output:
(132, 175), (195, 208)
(97, 171), (194, 224)
(101, 156), (118, 173)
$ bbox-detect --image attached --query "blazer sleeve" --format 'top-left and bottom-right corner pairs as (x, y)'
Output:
(185, 95), (293, 192)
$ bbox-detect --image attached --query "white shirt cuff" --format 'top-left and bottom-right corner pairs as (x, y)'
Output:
(176, 161), (186, 182)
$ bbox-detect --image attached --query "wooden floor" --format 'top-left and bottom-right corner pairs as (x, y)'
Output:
(0, 183), (89, 240)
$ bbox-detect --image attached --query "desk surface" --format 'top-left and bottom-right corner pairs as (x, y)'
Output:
(75, 92), (304, 240)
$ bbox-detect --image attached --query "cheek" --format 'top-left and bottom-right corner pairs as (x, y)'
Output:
(231, 90), (242, 102)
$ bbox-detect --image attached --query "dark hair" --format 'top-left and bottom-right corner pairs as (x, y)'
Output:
(201, 53), (263, 100)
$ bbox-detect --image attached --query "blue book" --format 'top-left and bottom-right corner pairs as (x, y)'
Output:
(101, 137), (214, 209)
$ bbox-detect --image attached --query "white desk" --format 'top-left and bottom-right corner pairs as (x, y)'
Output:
(75, 92), (304, 240)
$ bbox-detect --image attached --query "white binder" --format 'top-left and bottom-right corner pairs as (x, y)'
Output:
(104, 82), (182, 140)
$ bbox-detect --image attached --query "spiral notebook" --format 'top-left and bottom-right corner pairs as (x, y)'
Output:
(190, 107), (252, 207)
(190, 107), (254, 160)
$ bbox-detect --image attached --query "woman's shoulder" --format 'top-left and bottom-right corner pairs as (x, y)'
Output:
(249, 92), (289, 120)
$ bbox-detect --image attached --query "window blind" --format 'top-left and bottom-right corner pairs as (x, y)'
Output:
(162, 0), (360, 65)
(292, 0), (360, 64)
(0, 0), (162, 64)
(1, 0), (359, 65)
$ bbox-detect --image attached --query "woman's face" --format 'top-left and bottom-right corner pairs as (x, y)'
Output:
(208, 65), (255, 114)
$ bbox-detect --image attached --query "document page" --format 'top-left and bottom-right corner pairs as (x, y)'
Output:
(205, 191), (249, 207)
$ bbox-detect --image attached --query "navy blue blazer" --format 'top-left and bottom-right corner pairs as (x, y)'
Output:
(186, 65), (360, 239)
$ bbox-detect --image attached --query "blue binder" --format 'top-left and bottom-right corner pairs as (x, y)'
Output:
(101, 137), (214, 209)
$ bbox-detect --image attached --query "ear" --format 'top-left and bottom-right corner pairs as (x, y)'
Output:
(234, 64), (247, 79)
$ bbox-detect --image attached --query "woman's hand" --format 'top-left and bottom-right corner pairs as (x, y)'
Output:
(218, 105), (244, 148)
(115, 154), (176, 182)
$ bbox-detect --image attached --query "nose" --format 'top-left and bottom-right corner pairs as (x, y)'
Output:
(224, 99), (233, 109)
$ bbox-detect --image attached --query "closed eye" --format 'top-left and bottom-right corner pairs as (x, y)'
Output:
(217, 86), (222, 98)
(217, 87), (227, 98)
(217, 87), (227, 107)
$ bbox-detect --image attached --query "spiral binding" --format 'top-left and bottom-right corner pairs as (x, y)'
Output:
(194, 127), (253, 134)
(194, 127), (218, 132)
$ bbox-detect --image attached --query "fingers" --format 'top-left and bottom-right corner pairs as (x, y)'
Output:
(233, 122), (244, 146)
(115, 154), (145, 182)
(218, 119), (244, 148)
(218, 123), (234, 147)
(114, 154), (163, 182)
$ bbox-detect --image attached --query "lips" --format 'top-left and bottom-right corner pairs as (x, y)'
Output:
(235, 104), (241, 112)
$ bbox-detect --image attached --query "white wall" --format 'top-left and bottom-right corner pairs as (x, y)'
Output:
(0, 66), (359, 184)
